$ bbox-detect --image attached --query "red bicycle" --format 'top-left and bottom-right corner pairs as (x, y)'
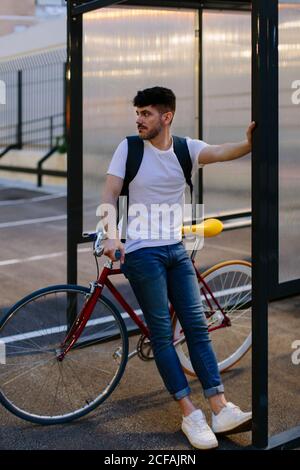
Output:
(0, 219), (251, 424)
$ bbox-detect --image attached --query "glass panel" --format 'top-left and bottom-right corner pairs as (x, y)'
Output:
(82, 6), (199, 233)
(202, 10), (251, 215)
(278, 2), (300, 282)
(268, 1), (300, 442)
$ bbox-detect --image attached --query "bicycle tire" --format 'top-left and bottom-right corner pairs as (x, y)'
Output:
(0, 284), (129, 425)
(173, 260), (252, 375)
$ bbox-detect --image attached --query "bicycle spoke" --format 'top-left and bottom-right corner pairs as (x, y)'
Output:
(225, 291), (251, 314)
(2, 325), (50, 353)
(68, 355), (111, 375)
(2, 356), (55, 387)
(29, 359), (57, 413)
(228, 310), (251, 323)
(51, 365), (63, 415)
(63, 360), (96, 405)
(57, 361), (76, 413)
(4, 345), (52, 354)
(230, 284), (250, 310)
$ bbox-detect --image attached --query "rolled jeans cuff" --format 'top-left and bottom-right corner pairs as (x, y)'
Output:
(203, 384), (225, 398)
(172, 386), (191, 401)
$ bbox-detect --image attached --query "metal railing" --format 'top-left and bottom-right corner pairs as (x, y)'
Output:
(0, 113), (67, 187)
(0, 63), (67, 187)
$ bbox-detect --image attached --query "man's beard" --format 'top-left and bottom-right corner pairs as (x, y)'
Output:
(139, 123), (163, 140)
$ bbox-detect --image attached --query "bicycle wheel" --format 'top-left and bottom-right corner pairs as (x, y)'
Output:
(0, 284), (128, 424)
(173, 261), (252, 375)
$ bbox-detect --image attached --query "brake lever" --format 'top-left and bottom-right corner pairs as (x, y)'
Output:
(93, 229), (105, 257)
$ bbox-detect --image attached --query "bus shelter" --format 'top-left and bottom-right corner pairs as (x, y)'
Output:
(66, 0), (300, 449)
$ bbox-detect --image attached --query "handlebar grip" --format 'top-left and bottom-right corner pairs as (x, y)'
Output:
(115, 249), (122, 260)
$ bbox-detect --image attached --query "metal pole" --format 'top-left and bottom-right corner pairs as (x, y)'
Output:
(251, 0), (278, 449)
(17, 70), (22, 150)
(63, 61), (67, 140)
(66, 1), (83, 285)
(49, 115), (53, 151)
(198, 8), (203, 207)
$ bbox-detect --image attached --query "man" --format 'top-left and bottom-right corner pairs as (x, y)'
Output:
(102, 86), (255, 450)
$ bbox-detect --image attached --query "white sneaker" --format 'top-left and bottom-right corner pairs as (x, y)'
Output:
(181, 409), (218, 450)
(212, 402), (252, 434)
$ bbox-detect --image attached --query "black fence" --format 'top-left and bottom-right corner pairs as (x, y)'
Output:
(0, 70), (19, 150)
(0, 62), (67, 186)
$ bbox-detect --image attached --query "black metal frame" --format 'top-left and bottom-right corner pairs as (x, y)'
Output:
(198, 9), (203, 205)
(71, 0), (251, 16)
(251, 0), (273, 448)
(66, 0), (83, 284)
(250, 0), (300, 449)
(66, 0), (300, 449)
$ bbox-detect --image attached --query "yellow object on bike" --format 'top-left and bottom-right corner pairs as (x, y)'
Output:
(182, 218), (223, 238)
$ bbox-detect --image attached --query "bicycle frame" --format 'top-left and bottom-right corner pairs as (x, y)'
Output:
(58, 258), (231, 361)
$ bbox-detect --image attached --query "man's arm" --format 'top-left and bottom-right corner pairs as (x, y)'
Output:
(198, 121), (256, 165)
(100, 174), (125, 263)
(101, 174), (123, 214)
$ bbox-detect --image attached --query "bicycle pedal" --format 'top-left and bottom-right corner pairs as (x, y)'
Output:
(113, 347), (123, 363)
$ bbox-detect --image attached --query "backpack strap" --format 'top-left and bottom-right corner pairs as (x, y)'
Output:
(118, 135), (194, 242)
(118, 136), (144, 242)
(120, 136), (144, 197)
(172, 135), (193, 206)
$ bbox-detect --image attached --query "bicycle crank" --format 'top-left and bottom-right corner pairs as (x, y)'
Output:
(137, 335), (154, 361)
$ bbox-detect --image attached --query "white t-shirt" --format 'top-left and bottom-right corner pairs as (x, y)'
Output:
(107, 136), (209, 254)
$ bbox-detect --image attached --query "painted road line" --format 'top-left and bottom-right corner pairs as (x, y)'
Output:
(0, 247), (91, 266)
(0, 214), (67, 228)
(0, 341), (5, 364)
(0, 193), (66, 206)
(0, 310), (144, 344)
(0, 284), (251, 345)
(203, 285), (251, 299)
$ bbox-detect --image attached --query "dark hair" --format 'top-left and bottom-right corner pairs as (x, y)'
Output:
(133, 86), (176, 114)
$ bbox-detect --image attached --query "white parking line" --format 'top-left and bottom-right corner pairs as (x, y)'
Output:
(204, 285), (251, 299)
(0, 214), (67, 228)
(0, 283), (251, 345)
(0, 193), (66, 206)
(0, 341), (5, 364)
(0, 247), (91, 266)
(0, 285), (251, 345)
(0, 310), (143, 344)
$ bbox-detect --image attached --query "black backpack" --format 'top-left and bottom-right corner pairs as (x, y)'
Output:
(118, 135), (194, 242)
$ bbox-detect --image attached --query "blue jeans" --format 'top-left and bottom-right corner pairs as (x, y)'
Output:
(121, 241), (224, 400)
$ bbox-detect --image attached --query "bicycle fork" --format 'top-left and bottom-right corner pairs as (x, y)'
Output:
(57, 282), (103, 361)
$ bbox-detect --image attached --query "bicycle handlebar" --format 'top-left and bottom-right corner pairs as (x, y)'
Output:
(82, 230), (122, 260)
(83, 218), (223, 260)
